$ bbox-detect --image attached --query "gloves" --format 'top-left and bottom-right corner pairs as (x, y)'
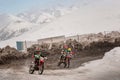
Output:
(44, 57), (48, 60)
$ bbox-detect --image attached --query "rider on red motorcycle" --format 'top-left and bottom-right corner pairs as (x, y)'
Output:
(32, 48), (47, 65)
(29, 47), (48, 74)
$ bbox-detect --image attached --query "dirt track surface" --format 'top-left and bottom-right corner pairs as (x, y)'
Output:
(0, 54), (103, 70)
(0, 54), (104, 80)
(0, 54), (120, 80)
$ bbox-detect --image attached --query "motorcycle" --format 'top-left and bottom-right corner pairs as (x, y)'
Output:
(29, 57), (45, 75)
(58, 53), (71, 68)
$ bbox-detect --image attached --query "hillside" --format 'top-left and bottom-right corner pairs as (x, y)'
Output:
(0, 14), (38, 41)
(0, 0), (120, 48)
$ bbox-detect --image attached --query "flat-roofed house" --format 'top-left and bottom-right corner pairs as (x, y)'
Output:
(16, 41), (38, 52)
(38, 35), (65, 44)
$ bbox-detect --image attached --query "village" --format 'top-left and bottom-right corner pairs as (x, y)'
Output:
(16, 31), (120, 52)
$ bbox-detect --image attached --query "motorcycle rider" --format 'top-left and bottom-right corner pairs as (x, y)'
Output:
(60, 45), (68, 60)
(58, 45), (73, 67)
(61, 45), (73, 59)
(32, 47), (47, 65)
(29, 47), (48, 74)
(67, 47), (73, 58)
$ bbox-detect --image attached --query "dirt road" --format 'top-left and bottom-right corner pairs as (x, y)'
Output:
(0, 55), (103, 80)
(0, 54), (120, 80)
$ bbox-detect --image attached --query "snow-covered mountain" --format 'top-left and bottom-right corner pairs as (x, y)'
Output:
(0, 7), (76, 41)
(17, 7), (75, 24)
(0, 14), (38, 41)
(17, 11), (55, 24)
(0, 0), (120, 48)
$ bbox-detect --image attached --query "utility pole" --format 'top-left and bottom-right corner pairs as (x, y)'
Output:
(24, 40), (27, 52)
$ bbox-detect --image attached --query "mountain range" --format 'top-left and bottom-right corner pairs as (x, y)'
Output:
(0, 0), (120, 48)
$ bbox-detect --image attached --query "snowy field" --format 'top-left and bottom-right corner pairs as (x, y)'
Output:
(0, 47), (120, 80)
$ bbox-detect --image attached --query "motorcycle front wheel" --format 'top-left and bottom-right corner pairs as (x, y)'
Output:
(38, 63), (44, 75)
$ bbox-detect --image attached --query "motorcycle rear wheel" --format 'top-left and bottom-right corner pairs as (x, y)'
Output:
(29, 65), (34, 74)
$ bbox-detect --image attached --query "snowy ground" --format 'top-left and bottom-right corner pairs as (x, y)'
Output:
(0, 47), (120, 80)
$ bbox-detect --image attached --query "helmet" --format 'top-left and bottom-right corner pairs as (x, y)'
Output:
(35, 47), (40, 53)
(68, 48), (71, 52)
(63, 45), (68, 49)
(35, 47), (40, 50)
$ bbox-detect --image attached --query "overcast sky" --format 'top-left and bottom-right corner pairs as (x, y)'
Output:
(0, 0), (120, 14)
(0, 0), (78, 14)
